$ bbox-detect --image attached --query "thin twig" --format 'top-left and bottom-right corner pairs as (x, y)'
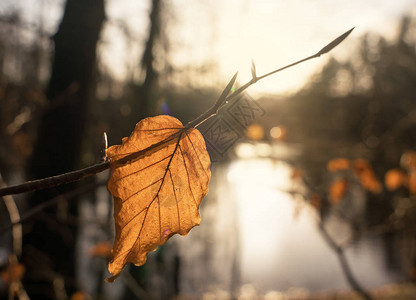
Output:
(0, 175), (22, 256)
(189, 27), (355, 129)
(318, 221), (374, 300)
(0, 182), (99, 235)
(287, 163), (373, 299)
(0, 27), (354, 198)
(0, 162), (109, 197)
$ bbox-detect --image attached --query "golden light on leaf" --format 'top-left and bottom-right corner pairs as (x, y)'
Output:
(353, 159), (382, 194)
(106, 115), (211, 282)
(329, 178), (348, 205)
(384, 168), (407, 191)
(246, 123), (264, 141)
(327, 158), (350, 172)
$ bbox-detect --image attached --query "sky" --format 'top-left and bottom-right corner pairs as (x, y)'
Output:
(169, 0), (416, 95)
(11, 0), (416, 95)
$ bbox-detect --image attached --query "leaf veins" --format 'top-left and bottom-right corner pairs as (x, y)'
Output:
(105, 115), (211, 282)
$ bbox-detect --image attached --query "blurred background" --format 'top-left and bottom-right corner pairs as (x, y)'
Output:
(1, 0), (416, 299)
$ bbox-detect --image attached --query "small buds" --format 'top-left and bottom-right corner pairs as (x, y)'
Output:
(251, 60), (257, 80)
(316, 27), (355, 56)
(100, 132), (108, 162)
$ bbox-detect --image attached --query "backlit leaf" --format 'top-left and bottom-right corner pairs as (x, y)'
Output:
(105, 115), (211, 282)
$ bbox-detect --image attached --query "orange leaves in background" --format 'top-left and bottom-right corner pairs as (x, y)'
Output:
(325, 158), (382, 206)
(309, 193), (322, 211)
(401, 151), (416, 170)
(384, 169), (407, 191)
(246, 123), (264, 141)
(329, 178), (348, 205)
(70, 291), (92, 300)
(353, 159), (382, 194)
(0, 262), (25, 285)
(327, 158), (350, 172)
(89, 242), (112, 259)
(401, 152), (416, 195)
(105, 115), (211, 282)
(409, 173), (416, 195)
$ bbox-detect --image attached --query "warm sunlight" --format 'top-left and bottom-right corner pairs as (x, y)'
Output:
(3, 0), (416, 298)
(226, 152), (401, 292)
(102, 0), (416, 95)
(227, 158), (294, 273)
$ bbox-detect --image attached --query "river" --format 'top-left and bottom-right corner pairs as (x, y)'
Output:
(175, 142), (405, 298)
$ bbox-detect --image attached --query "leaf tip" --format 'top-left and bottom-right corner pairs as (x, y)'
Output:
(105, 274), (119, 283)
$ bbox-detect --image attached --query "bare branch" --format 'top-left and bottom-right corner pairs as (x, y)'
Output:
(318, 221), (374, 300)
(193, 27), (355, 129)
(0, 175), (22, 255)
(0, 162), (109, 197)
(0, 28), (354, 197)
(0, 183), (99, 235)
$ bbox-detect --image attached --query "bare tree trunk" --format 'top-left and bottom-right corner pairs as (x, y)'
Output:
(22, 1), (105, 298)
(136, 0), (162, 120)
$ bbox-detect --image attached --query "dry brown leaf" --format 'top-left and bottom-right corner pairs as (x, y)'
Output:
(106, 115), (211, 282)
(329, 178), (348, 205)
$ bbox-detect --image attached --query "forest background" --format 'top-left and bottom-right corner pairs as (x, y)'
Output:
(1, 0), (416, 299)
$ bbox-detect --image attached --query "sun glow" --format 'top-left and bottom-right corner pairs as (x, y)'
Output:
(98, 0), (416, 96)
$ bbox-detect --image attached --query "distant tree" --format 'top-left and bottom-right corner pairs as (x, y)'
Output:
(22, 0), (105, 298)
